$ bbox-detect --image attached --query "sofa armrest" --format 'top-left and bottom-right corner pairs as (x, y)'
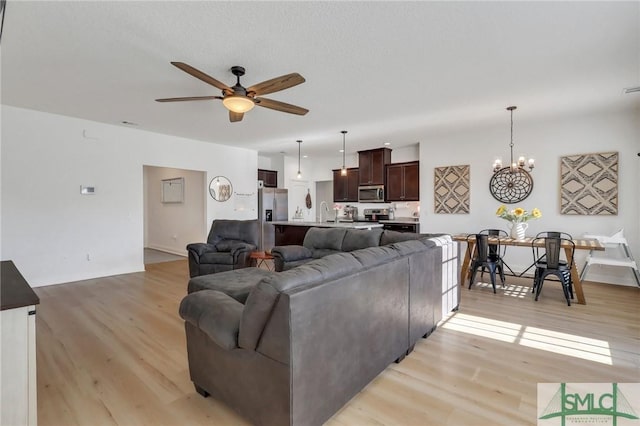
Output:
(230, 242), (256, 257)
(179, 290), (243, 350)
(271, 245), (313, 262)
(186, 242), (217, 258)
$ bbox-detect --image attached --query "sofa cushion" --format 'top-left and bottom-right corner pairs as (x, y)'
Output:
(279, 252), (362, 290)
(311, 249), (341, 259)
(207, 219), (259, 247)
(200, 252), (235, 265)
(342, 228), (383, 252)
(350, 245), (400, 269)
(188, 267), (273, 302)
(380, 230), (424, 246)
(303, 228), (347, 251)
(215, 239), (247, 252)
(388, 239), (428, 256)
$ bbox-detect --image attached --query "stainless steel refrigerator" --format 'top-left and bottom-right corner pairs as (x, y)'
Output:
(258, 188), (288, 252)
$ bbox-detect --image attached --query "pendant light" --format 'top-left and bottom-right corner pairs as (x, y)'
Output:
(340, 130), (348, 176)
(489, 106), (534, 204)
(296, 140), (302, 179)
(492, 106), (534, 173)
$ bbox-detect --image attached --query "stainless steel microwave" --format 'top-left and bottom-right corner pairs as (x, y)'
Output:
(358, 185), (385, 203)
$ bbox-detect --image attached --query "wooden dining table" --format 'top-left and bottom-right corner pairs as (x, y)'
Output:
(453, 234), (605, 305)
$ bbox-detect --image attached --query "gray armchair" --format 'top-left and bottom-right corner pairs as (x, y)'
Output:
(186, 220), (259, 278)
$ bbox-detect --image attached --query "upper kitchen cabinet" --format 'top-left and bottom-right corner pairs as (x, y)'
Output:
(386, 161), (419, 201)
(333, 168), (359, 202)
(358, 148), (392, 186)
(258, 169), (278, 188)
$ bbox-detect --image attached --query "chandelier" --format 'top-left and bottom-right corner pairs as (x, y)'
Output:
(489, 106), (535, 204)
(492, 106), (534, 173)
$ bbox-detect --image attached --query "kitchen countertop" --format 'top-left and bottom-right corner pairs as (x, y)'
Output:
(271, 221), (383, 229)
(1, 260), (40, 311)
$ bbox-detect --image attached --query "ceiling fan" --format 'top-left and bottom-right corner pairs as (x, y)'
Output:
(156, 62), (308, 122)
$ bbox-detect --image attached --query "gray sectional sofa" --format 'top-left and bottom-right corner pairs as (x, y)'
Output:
(271, 227), (445, 271)
(179, 228), (459, 426)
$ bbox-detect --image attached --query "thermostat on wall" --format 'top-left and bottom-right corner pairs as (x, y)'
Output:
(80, 185), (96, 195)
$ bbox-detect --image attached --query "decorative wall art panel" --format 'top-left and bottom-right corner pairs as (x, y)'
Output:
(560, 151), (618, 215)
(434, 165), (470, 214)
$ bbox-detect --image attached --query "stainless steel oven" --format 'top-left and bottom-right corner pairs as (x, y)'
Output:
(358, 185), (385, 203)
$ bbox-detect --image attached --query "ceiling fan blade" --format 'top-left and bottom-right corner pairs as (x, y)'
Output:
(229, 111), (244, 122)
(255, 97), (309, 115)
(247, 73), (305, 96)
(171, 62), (232, 93)
(155, 96), (222, 102)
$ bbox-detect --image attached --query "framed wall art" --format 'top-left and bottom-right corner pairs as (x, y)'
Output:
(434, 165), (470, 214)
(161, 177), (184, 203)
(560, 151), (618, 215)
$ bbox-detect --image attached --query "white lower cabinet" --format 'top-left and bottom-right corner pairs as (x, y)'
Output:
(1, 304), (37, 426)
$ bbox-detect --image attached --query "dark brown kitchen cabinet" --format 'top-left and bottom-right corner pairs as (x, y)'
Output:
(333, 168), (359, 202)
(385, 161), (419, 201)
(258, 169), (278, 188)
(358, 148), (392, 186)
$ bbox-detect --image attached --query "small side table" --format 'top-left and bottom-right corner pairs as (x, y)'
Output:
(250, 251), (274, 271)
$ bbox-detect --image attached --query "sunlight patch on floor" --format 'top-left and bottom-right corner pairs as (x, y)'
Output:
(520, 327), (613, 365)
(441, 313), (613, 365)
(471, 281), (533, 298)
(441, 313), (521, 343)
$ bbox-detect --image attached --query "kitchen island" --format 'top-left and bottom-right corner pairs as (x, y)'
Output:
(378, 218), (420, 233)
(271, 221), (383, 246)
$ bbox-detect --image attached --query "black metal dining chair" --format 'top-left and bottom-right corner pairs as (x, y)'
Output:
(531, 236), (575, 306)
(534, 231), (572, 267)
(478, 229), (509, 278)
(467, 233), (505, 293)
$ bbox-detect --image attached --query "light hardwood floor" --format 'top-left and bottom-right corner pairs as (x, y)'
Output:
(34, 260), (639, 426)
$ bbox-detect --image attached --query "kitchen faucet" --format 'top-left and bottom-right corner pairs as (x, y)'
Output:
(319, 201), (330, 222)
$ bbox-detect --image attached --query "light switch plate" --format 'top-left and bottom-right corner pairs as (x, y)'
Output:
(80, 185), (95, 195)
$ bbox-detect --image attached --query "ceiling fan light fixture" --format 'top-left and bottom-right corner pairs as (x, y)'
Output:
(222, 95), (255, 113)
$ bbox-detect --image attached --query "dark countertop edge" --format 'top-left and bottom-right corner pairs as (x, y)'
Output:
(378, 220), (420, 224)
(1, 260), (40, 310)
(271, 221), (383, 228)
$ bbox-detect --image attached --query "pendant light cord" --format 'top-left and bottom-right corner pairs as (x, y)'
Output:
(297, 140), (302, 175)
(510, 107), (514, 167)
(341, 130), (347, 171)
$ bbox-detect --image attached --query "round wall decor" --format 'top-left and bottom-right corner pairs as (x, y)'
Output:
(489, 168), (533, 204)
(209, 176), (233, 202)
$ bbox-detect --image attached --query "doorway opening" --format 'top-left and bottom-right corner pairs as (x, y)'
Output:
(143, 165), (207, 265)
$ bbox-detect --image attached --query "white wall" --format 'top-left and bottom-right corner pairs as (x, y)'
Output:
(143, 166), (205, 256)
(1, 106), (257, 287)
(390, 144), (419, 163)
(419, 106), (640, 286)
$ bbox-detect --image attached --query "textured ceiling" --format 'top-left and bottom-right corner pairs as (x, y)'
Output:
(1, 1), (638, 158)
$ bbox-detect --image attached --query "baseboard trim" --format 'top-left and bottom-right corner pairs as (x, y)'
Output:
(145, 245), (187, 257)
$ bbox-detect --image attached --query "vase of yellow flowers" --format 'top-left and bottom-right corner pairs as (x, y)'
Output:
(496, 205), (542, 240)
